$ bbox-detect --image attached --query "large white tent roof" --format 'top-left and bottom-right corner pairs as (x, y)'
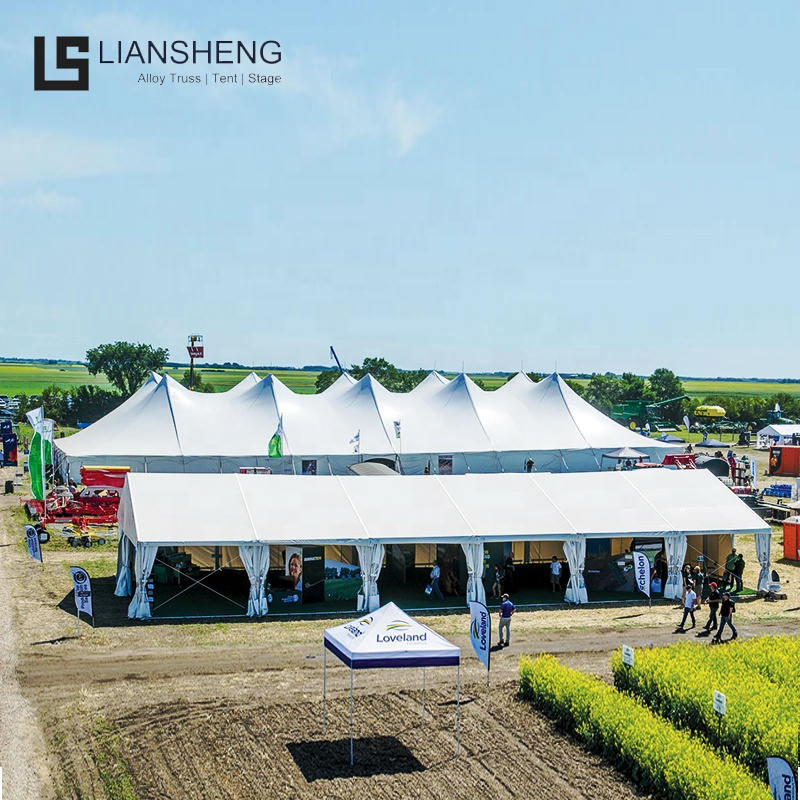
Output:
(56, 371), (680, 475)
(118, 469), (768, 548)
(758, 424), (800, 439)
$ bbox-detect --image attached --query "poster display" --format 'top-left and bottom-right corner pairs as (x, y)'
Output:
(438, 455), (453, 475)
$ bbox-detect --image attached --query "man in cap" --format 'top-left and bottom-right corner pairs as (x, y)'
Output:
(713, 592), (737, 642)
(498, 593), (515, 647)
(702, 581), (720, 631)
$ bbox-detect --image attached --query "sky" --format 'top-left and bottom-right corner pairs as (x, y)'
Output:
(1, 3), (799, 377)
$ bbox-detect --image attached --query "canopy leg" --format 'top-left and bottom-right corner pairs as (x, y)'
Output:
(322, 646), (327, 734)
(421, 667), (426, 726)
(456, 660), (461, 757)
(350, 668), (354, 766)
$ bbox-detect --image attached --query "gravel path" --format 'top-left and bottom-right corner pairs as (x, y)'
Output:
(0, 467), (50, 800)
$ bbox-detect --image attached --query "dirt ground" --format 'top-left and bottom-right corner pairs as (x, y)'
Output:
(1, 454), (798, 800)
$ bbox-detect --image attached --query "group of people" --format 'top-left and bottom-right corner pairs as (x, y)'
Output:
(489, 555), (564, 598)
(677, 546), (743, 642)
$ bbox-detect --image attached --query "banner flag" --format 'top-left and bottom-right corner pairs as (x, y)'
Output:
(751, 457), (757, 491)
(268, 416), (283, 458)
(26, 407), (44, 433)
(393, 420), (401, 439)
(767, 756), (796, 800)
(350, 430), (360, 453)
(683, 415), (691, 434)
(24, 524), (42, 562)
(632, 551), (651, 598)
(469, 600), (491, 671)
(29, 431), (44, 501)
(70, 567), (93, 618)
(43, 419), (54, 466)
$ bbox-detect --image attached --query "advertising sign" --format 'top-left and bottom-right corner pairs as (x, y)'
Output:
(766, 756), (796, 800)
(632, 551), (651, 598)
(24, 524), (42, 562)
(713, 690), (727, 716)
(622, 645), (634, 667)
(70, 567), (93, 618)
(302, 546), (325, 604)
(469, 601), (491, 671)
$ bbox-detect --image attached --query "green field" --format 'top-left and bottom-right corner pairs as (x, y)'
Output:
(0, 362), (797, 399)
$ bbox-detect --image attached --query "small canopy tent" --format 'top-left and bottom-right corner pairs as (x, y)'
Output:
(323, 602), (461, 764)
(657, 433), (685, 443)
(757, 424), (800, 449)
(697, 438), (729, 448)
(600, 446), (649, 469)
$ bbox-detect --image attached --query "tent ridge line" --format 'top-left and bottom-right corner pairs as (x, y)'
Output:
(529, 473), (580, 536)
(621, 472), (676, 535)
(360, 376), (397, 454)
(234, 474), (260, 543)
(335, 477), (374, 542)
(433, 476), (480, 539)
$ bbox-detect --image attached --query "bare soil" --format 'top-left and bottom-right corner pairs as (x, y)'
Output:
(1, 456), (799, 800)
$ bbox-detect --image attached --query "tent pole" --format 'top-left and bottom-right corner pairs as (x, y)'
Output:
(322, 645), (327, 733)
(349, 668), (354, 766)
(456, 660), (461, 757)
(421, 667), (426, 726)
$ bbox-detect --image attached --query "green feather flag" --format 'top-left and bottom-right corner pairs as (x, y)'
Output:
(268, 417), (283, 458)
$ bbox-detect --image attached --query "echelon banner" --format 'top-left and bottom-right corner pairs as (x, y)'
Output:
(632, 551), (651, 598)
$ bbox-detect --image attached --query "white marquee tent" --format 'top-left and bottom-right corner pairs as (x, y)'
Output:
(116, 469), (770, 620)
(56, 371), (680, 477)
(757, 424), (800, 449)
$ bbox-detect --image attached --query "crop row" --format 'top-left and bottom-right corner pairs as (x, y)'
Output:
(611, 640), (800, 778)
(519, 655), (771, 800)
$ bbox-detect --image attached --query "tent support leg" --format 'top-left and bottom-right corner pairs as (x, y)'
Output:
(349, 668), (354, 766)
(421, 668), (426, 726)
(456, 660), (461, 757)
(322, 646), (327, 734)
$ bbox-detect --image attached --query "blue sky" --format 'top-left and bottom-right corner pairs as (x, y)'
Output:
(1, 3), (798, 377)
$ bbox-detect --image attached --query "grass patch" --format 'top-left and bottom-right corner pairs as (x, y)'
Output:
(93, 717), (137, 800)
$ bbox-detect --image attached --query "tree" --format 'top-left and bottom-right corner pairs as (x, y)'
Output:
(647, 368), (685, 423)
(315, 369), (339, 393)
(179, 370), (215, 393)
(86, 342), (169, 397)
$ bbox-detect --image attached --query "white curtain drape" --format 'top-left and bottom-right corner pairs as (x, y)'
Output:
(755, 531), (771, 592)
(356, 543), (385, 612)
(461, 542), (486, 606)
(127, 544), (158, 620)
(563, 538), (588, 604)
(663, 534), (688, 600)
(239, 544), (271, 617)
(114, 534), (132, 597)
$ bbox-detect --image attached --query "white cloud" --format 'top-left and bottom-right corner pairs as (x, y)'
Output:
(284, 51), (441, 157)
(12, 189), (80, 212)
(0, 129), (159, 186)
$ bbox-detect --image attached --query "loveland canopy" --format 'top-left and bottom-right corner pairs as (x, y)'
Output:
(324, 602), (460, 669)
(54, 370), (681, 477)
(322, 602), (461, 764)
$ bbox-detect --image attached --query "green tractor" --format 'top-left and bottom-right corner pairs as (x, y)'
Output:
(610, 395), (689, 431)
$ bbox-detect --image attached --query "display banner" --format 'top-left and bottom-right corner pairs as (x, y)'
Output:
(766, 756), (796, 800)
(70, 567), (93, 618)
(24, 524), (42, 562)
(632, 551), (651, 598)
(469, 600), (491, 671)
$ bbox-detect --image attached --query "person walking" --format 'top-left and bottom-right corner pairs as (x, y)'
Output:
(732, 551), (745, 593)
(549, 556), (562, 593)
(722, 548), (738, 591)
(498, 594), (515, 647)
(703, 581), (720, 631)
(677, 584), (698, 631)
(713, 592), (737, 642)
(491, 565), (503, 598)
(429, 560), (444, 600)
(504, 555), (515, 594)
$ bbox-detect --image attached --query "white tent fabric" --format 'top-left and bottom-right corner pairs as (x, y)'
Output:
(757, 424), (800, 447)
(117, 470), (769, 549)
(356, 543), (385, 612)
(128, 543), (158, 619)
(562, 538), (588, 604)
(54, 371), (681, 477)
(663, 534), (688, 600)
(239, 544), (271, 617)
(461, 543), (487, 606)
(114, 534), (132, 597)
(755, 532), (771, 593)
(324, 602), (461, 669)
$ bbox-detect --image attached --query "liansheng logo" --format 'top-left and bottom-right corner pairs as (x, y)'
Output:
(33, 36), (282, 91)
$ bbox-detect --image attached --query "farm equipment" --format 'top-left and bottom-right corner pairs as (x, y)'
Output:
(694, 405), (726, 420)
(757, 403), (795, 427)
(610, 395), (689, 430)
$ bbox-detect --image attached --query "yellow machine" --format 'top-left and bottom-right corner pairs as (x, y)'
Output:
(694, 405), (726, 419)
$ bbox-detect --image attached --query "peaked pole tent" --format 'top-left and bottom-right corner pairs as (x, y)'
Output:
(322, 602), (461, 764)
(54, 371), (683, 479)
(116, 469), (771, 619)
